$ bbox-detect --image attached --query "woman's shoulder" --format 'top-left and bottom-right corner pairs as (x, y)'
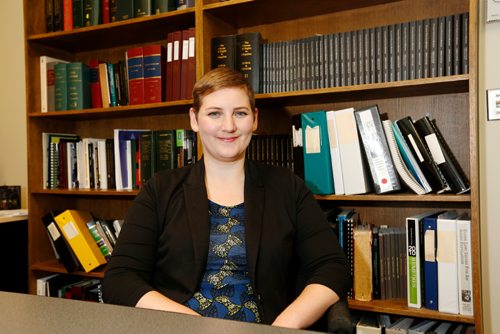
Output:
(247, 160), (305, 187)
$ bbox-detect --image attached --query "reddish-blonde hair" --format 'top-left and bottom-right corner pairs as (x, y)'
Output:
(191, 67), (255, 112)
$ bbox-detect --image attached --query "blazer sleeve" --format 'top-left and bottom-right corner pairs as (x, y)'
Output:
(101, 179), (161, 306)
(292, 175), (352, 298)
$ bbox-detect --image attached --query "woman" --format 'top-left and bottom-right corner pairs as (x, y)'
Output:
(102, 67), (351, 329)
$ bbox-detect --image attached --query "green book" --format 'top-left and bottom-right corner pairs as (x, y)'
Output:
(154, 0), (176, 14)
(84, 0), (101, 26)
(54, 63), (68, 111)
(134, 0), (152, 17)
(73, 0), (85, 28)
(140, 131), (155, 185)
(116, 0), (134, 21)
(155, 129), (176, 171)
(67, 62), (91, 110)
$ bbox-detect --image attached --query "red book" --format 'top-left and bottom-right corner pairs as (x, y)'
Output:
(186, 27), (196, 100)
(171, 30), (183, 101)
(165, 32), (174, 101)
(180, 29), (190, 100)
(143, 44), (165, 103)
(88, 59), (103, 108)
(126, 47), (145, 105)
(102, 0), (110, 24)
(63, 0), (73, 31)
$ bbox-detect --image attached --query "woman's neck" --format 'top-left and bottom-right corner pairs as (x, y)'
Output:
(204, 157), (245, 206)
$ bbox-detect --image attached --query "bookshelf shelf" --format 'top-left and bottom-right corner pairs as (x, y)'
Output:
(315, 193), (471, 203)
(28, 100), (192, 120)
(24, 0), (481, 331)
(31, 189), (139, 197)
(27, 9), (195, 52)
(31, 260), (105, 279)
(348, 299), (475, 324)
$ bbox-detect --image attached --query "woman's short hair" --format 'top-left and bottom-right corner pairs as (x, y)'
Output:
(191, 67), (255, 113)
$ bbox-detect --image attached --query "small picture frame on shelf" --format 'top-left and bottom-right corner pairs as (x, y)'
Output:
(487, 88), (500, 121)
(0, 186), (21, 210)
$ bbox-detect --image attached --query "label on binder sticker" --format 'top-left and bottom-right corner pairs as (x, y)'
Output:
(305, 125), (320, 154)
(63, 221), (79, 240)
(424, 133), (446, 164)
(47, 222), (61, 241)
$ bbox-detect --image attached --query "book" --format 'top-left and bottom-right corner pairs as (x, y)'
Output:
(86, 219), (112, 260)
(54, 63), (68, 111)
(40, 56), (69, 113)
(54, 210), (107, 272)
(126, 47), (145, 105)
(42, 132), (80, 189)
(88, 59), (103, 108)
(382, 119), (430, 195)
(42, 211), (81, 272)
(291, 114), (304, 180)
(211, 35), (237, 70)
(186, 27), (196, 100)
(354, 105), (401, 194)
(165, 32), (174, 101)
(171, 30), (183, 101)
(67, 62), (91, 110)
(143, 44), (165, 103)
(134, 0), (151, 17)
(155, 129), (176, 171)
(385, 317), (416, 334)
(356, 313), (381, 334)
(456, 213), (474, 316)
(154, 0), (176, 13)
(116, 0), (133, 20)
(437, 210), (459, 314)
(395, 116), (449, 193)
(334, 107), (372, 195)
(84, 0), (100, 26)
(413, 116), (470, 194)
(98, 62), (111, 108)
(113, 129), (149, 190)
(408, 319), (438, 334)
(236, 32), (262, 93)
(326, 110), (345, 195)
(353, 224), (373, 301)
(301, 110), (334, 195)
(180, 29), (191, 100)
(423, 214), (442, 310)
(406, 211), (439, 308)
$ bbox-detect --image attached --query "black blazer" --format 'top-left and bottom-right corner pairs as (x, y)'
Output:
(102, 159), (351, 324)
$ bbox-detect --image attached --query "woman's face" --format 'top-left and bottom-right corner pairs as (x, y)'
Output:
(189, 87), (258, 164)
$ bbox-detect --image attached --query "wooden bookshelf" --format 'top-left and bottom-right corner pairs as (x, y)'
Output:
(23, 0), (481, 331)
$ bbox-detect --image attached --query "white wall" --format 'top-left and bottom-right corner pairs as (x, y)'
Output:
(479, 1), (500, 333)
(0, 2), (27, 208)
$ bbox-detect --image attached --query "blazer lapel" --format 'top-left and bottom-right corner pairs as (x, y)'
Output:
(183, 161), (210, 277)
(244, 161), (265, 284)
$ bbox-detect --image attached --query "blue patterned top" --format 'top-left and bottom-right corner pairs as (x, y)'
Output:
(185, 201), (261, 323)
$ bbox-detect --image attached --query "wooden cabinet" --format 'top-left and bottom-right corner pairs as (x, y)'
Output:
(23, 0), (480, 331)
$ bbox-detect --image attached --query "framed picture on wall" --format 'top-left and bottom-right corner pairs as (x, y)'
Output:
(487, 88), (500, 121)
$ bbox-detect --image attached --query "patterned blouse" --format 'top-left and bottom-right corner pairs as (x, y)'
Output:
(185, 201), (261, 323)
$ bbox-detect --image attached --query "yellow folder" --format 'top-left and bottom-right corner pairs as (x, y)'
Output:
(54, 210), (107, 272)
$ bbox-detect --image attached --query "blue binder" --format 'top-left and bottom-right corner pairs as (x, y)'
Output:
(301, 111), (334, 195)
(423, 215), (439, 310)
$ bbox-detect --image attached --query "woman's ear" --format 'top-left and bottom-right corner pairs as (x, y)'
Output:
(189, 107), (199, 132)
(252, 107), (259, 132)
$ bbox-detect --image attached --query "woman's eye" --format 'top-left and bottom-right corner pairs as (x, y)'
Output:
(207, 112), (220, 118)
(235, 111), (248, 118)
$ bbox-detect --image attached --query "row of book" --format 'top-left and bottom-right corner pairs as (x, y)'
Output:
(41, 28), (195, 112)
(211, 13), (469, 96)
(42, 128), (197, 191)
(261, 13), (469, 93)
(37, 274), (102, 302)
(336, 209), (474, 316)
(46, 0), (194, 33)
(42, 209), (123, 273)
(246, 134), (293, 169)
(355, 313), (475, 334)
(294, 105), (469, 196)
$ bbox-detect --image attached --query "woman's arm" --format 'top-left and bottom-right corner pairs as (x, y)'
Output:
(136, 291), (201, 316)
(272, 283), (339, 329)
